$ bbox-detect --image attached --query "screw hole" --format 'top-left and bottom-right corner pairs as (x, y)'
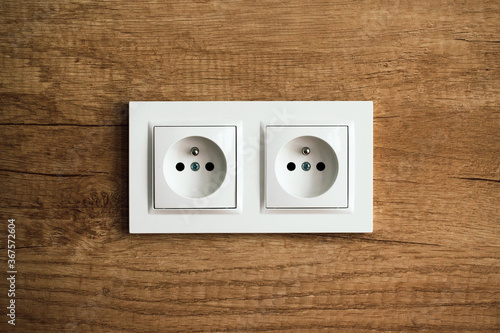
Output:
(301, 162), (311, 171)
(287, 162), (296, 171)
(175, 162), (185, 171)
(316, 162), (326, 171)
(190, 162), (200, 171)
(205, 162), (215, 171)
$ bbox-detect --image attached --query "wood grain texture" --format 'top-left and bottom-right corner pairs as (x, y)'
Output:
(1, 0), (499, 331)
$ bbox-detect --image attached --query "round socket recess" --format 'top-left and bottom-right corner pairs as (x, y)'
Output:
(275, 136), (338, 198)
(164, 136), (227, 198)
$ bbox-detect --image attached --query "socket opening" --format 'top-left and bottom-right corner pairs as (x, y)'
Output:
(164, 136), (227, 198)
(275, 136), (338, 198)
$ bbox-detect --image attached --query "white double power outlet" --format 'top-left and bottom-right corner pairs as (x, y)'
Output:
(129, 101), (373, 233)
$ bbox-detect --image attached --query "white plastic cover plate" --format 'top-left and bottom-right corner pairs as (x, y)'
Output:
(129, 101), (373, 233)
(266, 125), (348, 209)
(154, 126), (236, 209)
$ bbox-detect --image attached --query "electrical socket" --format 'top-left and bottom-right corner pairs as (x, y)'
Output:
(154, 126), (236, 209)
(265, 125), (348, 209)
(129, 101), (372, 233)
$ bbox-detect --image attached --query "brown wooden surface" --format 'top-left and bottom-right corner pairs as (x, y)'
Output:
(1, 0), (499, 332)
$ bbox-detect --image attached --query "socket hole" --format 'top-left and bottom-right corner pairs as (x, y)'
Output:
(287, 162), (296, 171)
(205, 162), (215, 171)
(316, 162), (326, 171)
(175, 162), (185, 171)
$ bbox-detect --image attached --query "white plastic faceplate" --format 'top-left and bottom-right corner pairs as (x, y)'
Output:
(129, 101), (373, 233)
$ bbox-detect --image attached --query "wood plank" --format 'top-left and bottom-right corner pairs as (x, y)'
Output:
(3, 229), (499, 332)
(1, 1), (499, 125)
(0, 0), (499, 331)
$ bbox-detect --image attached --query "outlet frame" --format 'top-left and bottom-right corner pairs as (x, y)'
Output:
(153, 126), (237, 209)
(265, 125), (349, 209)
(129, 101), (373, 233)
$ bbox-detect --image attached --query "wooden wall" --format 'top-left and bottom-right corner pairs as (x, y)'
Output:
(1, 1), (499, 331)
